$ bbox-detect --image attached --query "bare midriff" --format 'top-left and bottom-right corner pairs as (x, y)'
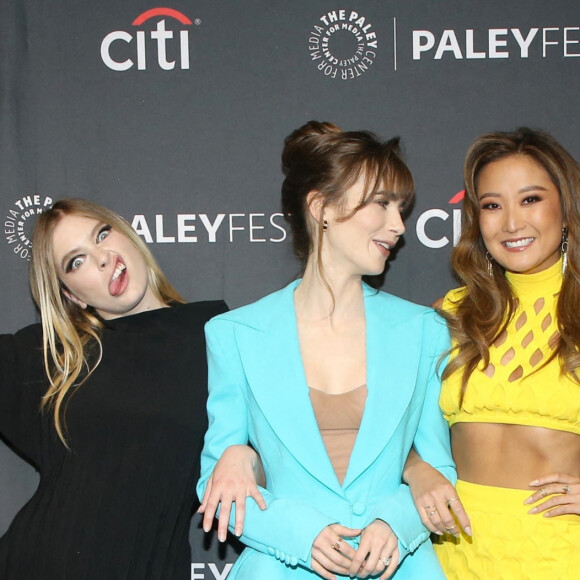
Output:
(451, 422), (580, 490)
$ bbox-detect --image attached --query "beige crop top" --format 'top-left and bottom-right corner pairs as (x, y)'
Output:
(439, 259), (580, 435)
(309, 385), (367, 484)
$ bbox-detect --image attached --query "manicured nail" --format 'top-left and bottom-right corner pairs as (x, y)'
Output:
(528, 507), (538, 514)
(464, 526), (472, 536)
(529, 479), (539, 486)
(218, 532), (226, 542)
(234, 527), (242, 536)
(523, 496), (533, 505)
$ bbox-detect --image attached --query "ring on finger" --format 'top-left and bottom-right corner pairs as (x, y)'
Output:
(330, 540), (341, 552)
(445, 524), (456, 531)
(425, 504), (438, 517)
(446, 497), (459, 508)
(540, 487), (548, 498)
(563, 484), (570, 494)
(381, 556), (392, 567)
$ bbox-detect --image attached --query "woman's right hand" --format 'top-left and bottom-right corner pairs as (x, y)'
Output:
(403, 449), (471, 537)
(311, 523), (361, 580)
(198, 445), (267, 541)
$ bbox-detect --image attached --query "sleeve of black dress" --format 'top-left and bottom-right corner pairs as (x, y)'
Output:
(0, 324), (46, 467)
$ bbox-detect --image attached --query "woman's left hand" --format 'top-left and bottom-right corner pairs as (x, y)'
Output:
(404, 457), (470, 536)
(349, 519), (399, 579)
(525, 473), (580, 517)
(198, 445), (266, 541)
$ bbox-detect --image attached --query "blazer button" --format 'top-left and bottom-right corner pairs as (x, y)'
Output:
(267, 547), (275, 556)
(352, 502), (366, 515)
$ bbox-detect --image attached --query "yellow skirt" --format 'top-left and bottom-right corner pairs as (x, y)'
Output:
(433, 479), (580, 579)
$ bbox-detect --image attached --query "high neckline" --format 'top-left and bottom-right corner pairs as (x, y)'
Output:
(101, 303), (178, 332)
(505, 258), (562, 297)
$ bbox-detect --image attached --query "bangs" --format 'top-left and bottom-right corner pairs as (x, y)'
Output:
(356, 154), (415, 214)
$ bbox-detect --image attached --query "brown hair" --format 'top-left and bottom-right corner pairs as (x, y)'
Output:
(442, 128), (580, 396)
(30, 198), (185, 444)
(281, 121), (414, 284)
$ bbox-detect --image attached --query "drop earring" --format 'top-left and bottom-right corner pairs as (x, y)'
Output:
(561, 226), (568, 275)
(485, 252), (494, 278)
(322, 219), (328, 232)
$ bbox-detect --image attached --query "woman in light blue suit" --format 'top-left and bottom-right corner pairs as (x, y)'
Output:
(198, 121), (456, 579)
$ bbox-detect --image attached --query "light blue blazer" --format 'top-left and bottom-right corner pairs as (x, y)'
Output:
(198, 281), (455, 579)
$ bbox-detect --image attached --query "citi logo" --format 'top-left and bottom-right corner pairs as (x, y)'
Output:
(101, 7), (199, 71)
(415, 190), (464, 249)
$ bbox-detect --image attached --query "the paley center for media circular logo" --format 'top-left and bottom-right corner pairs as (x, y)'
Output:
(3, 196), (53, 261)
(309, 9), (378, 80)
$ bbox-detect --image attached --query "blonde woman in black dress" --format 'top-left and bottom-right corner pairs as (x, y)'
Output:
(0, 199), (226, 579)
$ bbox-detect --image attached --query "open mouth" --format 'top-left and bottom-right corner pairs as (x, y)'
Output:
(109, 261), (127, 296)
(373, 240), (393, 257)
(503, 237), (534, 249)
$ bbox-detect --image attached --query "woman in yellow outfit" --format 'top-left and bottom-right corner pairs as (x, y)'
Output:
(404, 128), (580, 579)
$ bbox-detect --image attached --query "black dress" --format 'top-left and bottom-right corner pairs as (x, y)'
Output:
(0, 301), (226, 580)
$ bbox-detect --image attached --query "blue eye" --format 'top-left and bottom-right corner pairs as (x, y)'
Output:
(97, 225), (112, 242)
(66, 255), (85, 272)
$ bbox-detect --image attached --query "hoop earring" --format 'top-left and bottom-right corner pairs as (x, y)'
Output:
(562, 226), (568, 274)
(485, 252), (494, 278)
(322, 219), (328, 232)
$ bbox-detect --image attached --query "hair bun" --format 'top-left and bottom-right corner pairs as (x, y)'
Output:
(290, 120), (341, 139)
(281, 121), (342, 176)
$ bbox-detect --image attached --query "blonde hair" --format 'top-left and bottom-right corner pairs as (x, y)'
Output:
(30, 199), (185, 444)
(442, 128), (580, 399)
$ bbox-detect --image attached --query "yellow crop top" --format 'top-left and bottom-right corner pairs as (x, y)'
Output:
(439, 258), (580, 435)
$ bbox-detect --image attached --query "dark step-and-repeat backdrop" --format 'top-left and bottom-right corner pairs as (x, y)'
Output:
(1, 1), (579, 577)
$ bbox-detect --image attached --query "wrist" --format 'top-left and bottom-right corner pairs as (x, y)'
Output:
(403, 460), (430, 485)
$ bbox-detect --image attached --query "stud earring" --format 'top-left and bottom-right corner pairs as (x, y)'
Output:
(561, 226), (568, 275)
(322, 219), (328, 232)
(485, 252), (494, 278)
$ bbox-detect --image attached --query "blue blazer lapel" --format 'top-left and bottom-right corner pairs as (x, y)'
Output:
(234, 282), (343, 495)
(343, 287), (421, 488)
